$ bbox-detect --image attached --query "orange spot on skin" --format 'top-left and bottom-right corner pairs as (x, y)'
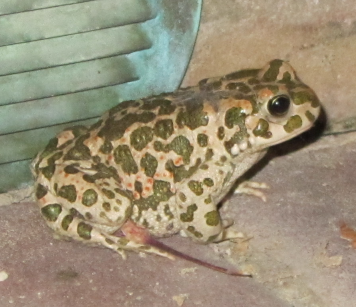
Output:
(160, 155), (165, 160)
(147, 178), (153, 184)
(127, 183), (133, 189)
(220, 98), (253, 114)
(133, 192), (140, 199)
(145, 186), (151, 192)
(174, 157), (182, 165)
(259, 88), (274, 99)
(340, 221), (356, 248)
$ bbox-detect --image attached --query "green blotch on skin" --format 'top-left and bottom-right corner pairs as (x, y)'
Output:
(63, 134), (91, 161)
(118, 237), (130, 246)
(61, 215), (74, 230)
(205, 149), (214, 161)
(82, 175), (95, 183)
(200, 164), (209, 170)
(179, 192), (187, 202)
(176, 102), (209, 130)
(100, 140), (113, 154)
(141, 98), (171, 111)
(225, 82), (251, 93)
(153, 180), (172, 199)
(305, 110), (315, 122)
(170, 136), (193, 164)
(64, 164), (80, 174)
(142, 219), (149, 228)
(102, 188), (115, 199)
(70, 207), (84, 219)
(102, 202), (111, 211)
(217, 127), (225, 140)
(158, 100), (176, 115)
(140, 153), (158, 177)
(188, 180), (204, 196)
(282, 71), (292, 82)
(197, 134), (208, 147)
(224, 69), (259, 80)
(36, 184), (48, 199)
(58, 185), (77, 203)
(225, 107), (245, 129)
(180, 204), (198, 222)
(89, 119), (103, 131)
(291, 91), (320, 108)
(41, 203), (62, 222)
(130, 126), (154, 151)
(187, 226), (203, 238)
(253, 119), (272, 138)
(204, 211), (220, 226)
(165, 158), (201, 183)
(224, 129), (249, 155)
(164, 204), (174, 220)
(284, 115), (302, 133)
(153, 141), (169, 153)
(203, 178), (214, 187)
(223, 171), (233, 186)
(98, 111), (156, 142)
(37, 138), (58, 164)
(199, 79), (222, 91)
(77, 222), (92, 240)
(107, 100), (136, 116)
(82, 163), (121, 184)
(105, 238), (114, 245)
(114, 145), (138, 174)
(135, 181), (143, 193)
(154, 119), (174, 140)
(207, 234), (219, 243)
(204, 196), (212, 204)
(41, 151), (63, 180)
(220, 156), (227, 163)
(93, 156), (101, 164)
(133, 180), (174, 213)
(66, 125), (89, 137)
(82, 189), (98, 207)
(261, 59), (284, 82)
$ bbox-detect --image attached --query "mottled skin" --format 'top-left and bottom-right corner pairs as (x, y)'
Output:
(32, 60), (320, 275)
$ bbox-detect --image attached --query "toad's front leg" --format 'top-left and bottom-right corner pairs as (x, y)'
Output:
(175, 177), (241, 244)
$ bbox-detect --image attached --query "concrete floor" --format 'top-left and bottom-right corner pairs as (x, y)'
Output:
(1, 1), (356, 306)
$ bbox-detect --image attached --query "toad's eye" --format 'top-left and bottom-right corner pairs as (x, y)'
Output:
(267, 95), (290, 117)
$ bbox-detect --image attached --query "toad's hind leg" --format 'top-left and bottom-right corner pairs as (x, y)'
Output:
(34, 162), (176, 260)
(35, 187), (175, 260)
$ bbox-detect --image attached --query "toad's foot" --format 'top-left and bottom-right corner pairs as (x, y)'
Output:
(233, 181), (269, 202)
(121, 220), (251, 277)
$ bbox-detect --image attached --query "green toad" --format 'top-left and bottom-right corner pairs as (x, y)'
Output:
(32, 60), (320, 275)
